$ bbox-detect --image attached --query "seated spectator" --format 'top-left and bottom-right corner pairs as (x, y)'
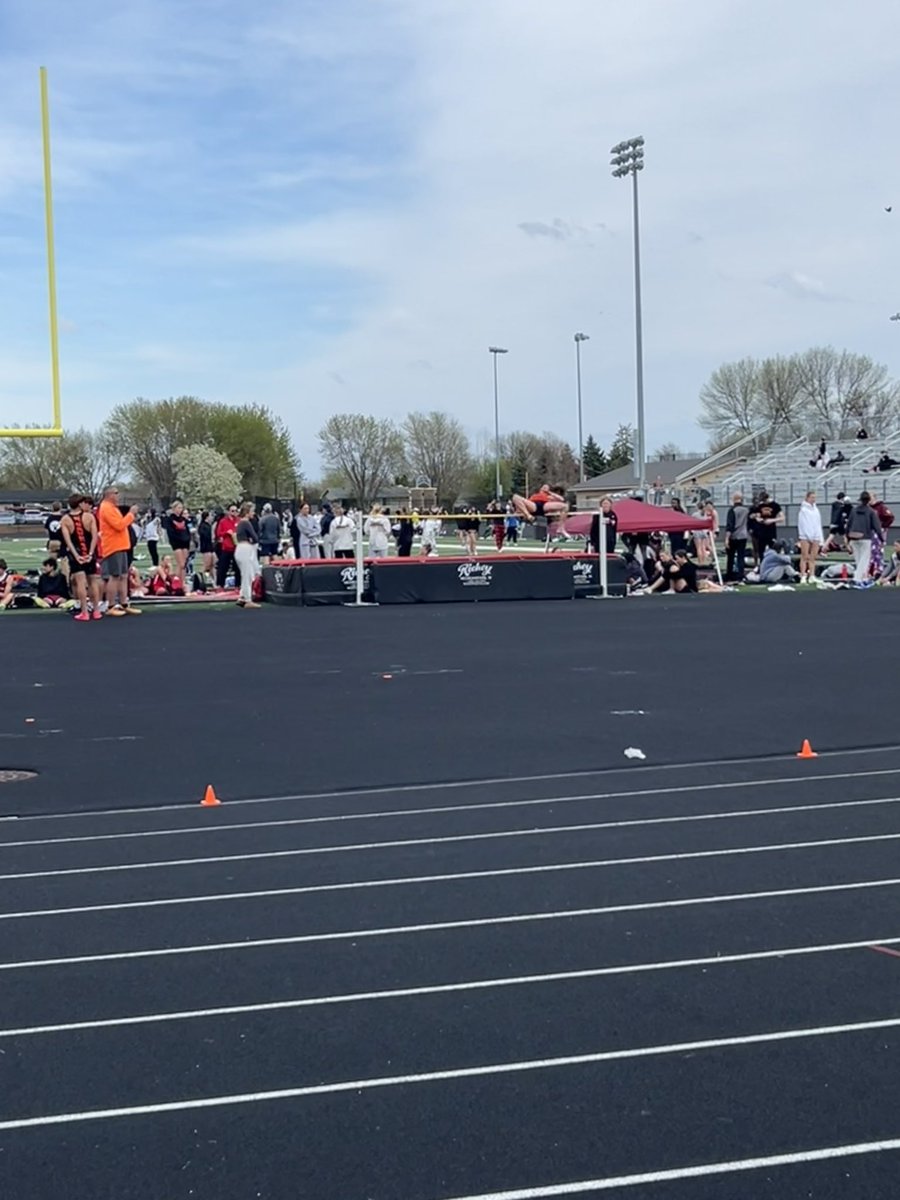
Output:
(147, 556), (185, 596)
(622, 553), (648, 594)
(34, 558), (72, 609)
(825, 450), (846, 468)
(127, 564), (146, 597)
(864, 452), (900, 474)
(752, 541), (800, 584)
(856, 427), (869, 440)
(644, 551), (674, 593)
(0, 559), (14, 609)
(669, 548), (699, 593)
(878, 542), (900, 585)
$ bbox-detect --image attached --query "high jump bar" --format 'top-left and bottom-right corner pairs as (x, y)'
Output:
(0, 68), (62, 440)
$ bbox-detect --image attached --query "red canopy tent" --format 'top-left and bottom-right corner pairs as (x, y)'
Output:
(563, 498), (712, 537)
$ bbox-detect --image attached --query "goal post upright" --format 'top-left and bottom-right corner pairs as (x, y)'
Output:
(0, 66), (63, 439)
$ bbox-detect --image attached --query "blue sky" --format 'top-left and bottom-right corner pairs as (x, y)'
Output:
(1, 0), (899, 475)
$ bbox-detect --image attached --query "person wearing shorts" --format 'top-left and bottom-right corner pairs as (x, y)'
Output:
(98, 487), (140, 616)
(60, 494), (100, 620)
(511, 484), (568, 526)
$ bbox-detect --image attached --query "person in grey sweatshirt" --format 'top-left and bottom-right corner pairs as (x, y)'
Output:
(758, 541), (800, 584)
(258, 504), (282, 564)
(724, 493), (749, 582)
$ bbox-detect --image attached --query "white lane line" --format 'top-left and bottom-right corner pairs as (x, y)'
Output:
(4, 745), (898, 823)
(4, 826), (900, 883)
(3, 771), (899, 850)
(439, 1138), (900, 1198)
(2, 1014), (900, 1130)
(3, 933), (898, 1039)
(3, 875), (899, 971)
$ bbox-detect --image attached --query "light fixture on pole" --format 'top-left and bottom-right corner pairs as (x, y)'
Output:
(611, 135), (646, 493)
(488, 346), (508, 500)
(574, 333), (590, 482)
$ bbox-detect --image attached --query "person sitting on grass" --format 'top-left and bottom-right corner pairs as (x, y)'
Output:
(878, 542), (900, 586)
(750, 540), (800, 585)
(34, 558), (73, 609)
(147, 555), (184, 597)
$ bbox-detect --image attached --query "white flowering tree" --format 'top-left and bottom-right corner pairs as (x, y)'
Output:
(172, 444), (243, 510)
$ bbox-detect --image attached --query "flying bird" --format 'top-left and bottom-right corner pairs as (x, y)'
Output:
(886, 206), (893, 213)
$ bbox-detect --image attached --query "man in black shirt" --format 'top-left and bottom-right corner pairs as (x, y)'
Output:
(748, 491), (783, 564)
(44, 502), (64, 560)
(670, 549), (699, 592)
(35, 558), (71, 609)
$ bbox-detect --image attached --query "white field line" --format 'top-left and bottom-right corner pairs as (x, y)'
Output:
(4, 827), (900, 883)
(2, 933), (897, 1039)
(2, 1014), (900, 1130)
(1, 772), (898, 850)
(2, 875), (899, 971)
(438, 1138), (900, 1198)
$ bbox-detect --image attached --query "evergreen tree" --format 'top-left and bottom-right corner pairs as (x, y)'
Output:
(582, 434), (607, 479)
(607, 424), (634, 470)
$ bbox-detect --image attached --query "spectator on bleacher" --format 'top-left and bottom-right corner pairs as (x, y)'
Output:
(825, 450), (846, 469)
(724, 493), (749, 582)
(748, 491), (783, 565)
(864, 452), (900, 474)
(809, 440), (828, 471)
(856, 427), (869, 440)
(847, 491), (883, 584)
(797, 491), (824, 584)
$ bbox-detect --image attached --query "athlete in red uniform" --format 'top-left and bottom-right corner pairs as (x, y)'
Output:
(511, 484), (569, 525)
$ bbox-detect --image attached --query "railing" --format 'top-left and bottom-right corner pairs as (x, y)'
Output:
(673, 428), (773, 486)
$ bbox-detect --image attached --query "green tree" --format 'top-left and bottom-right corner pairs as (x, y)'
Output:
(402, 411), (472, 503)
(108, 397), (211, 503)
(172, 444), (243, 510)
(607, 424), (634, 470)
(582, 434), (607, 479)
(318, 414), (404, 509)
(206, 404), (299, 497)
(109, 397), (301, 503)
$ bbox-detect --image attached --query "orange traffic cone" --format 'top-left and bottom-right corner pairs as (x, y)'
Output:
(796, 739), (817, 760)
(200, 784), (222, 806)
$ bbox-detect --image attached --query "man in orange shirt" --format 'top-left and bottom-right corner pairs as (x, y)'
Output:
(98, 486), (141, 616)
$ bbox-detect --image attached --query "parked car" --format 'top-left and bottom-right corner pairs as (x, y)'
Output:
(21, 509), (45, 523)
(0, 511), (15, 526)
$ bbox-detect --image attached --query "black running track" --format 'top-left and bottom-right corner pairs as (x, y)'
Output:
(2, 594), (900, 1198)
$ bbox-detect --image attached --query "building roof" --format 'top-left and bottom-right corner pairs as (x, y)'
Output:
(572, 457), (704, 492)
(0, 490), (65, 506)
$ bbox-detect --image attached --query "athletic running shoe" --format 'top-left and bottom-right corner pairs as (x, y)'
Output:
(107, 606), (127, 617)
(73, 612), (90, 622)
(92, 609), (103, 619)
(124, 606), (142, 615)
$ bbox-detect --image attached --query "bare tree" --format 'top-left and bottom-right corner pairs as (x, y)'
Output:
(402, 411), (472, 503)
(0, 425), (124, 494)
(318, 414), (403, 508)
(698, 358), (761, 445)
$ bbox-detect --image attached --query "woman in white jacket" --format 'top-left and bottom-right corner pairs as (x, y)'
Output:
(364, 504), (392, 557)
(797, 490), (824, 584)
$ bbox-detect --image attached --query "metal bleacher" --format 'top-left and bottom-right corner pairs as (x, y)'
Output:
(708, 432), (900, 505)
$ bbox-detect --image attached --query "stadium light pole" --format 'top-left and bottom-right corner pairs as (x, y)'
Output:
(489, 346), (508, 500)
(574, 333), (590, 482)
(611, 135), (646, 493)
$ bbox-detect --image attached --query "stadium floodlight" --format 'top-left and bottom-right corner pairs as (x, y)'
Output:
(611, 135), (646, 490)
(488, 347), (508, 500)
(574, 333), (590, 481)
